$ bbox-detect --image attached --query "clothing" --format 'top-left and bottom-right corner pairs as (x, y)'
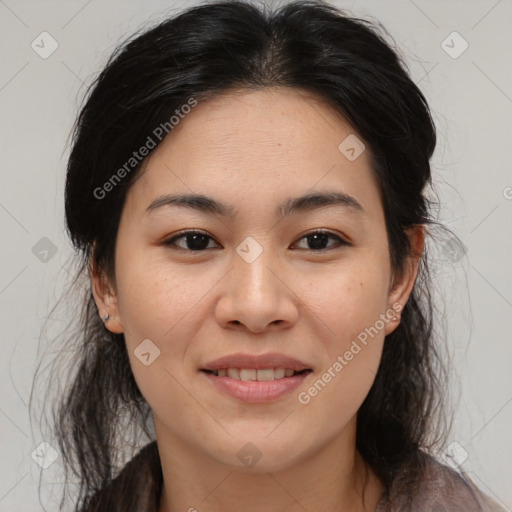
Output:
(373, 455), (505, 512)
(80, 441), (506, 511)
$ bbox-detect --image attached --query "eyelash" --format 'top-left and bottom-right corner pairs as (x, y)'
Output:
(162, 229), (349, 253)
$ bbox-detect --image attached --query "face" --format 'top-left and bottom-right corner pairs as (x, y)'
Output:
(92, 87), (420, 473)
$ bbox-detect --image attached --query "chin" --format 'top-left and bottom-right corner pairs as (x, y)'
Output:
(208, 435), (311, 474)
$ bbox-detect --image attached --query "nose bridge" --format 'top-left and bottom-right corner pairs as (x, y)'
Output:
(233, 235), (280, 301)
(215, 235), (298, 331)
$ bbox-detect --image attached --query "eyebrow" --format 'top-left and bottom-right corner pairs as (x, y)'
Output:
(145, 190), (364, 218)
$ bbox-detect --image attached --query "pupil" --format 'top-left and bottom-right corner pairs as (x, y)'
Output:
(308, 233), (328, 250)
(187, 234), (209, 250)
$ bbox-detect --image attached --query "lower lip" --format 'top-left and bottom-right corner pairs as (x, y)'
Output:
(200, 371), (311, 403)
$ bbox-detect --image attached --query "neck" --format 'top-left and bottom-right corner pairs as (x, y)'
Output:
(155, 417), (384, 512)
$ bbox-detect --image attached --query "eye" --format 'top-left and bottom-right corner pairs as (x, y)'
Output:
(162, 229), (348, 253)
(163, 230), (220, 252)
(291, 230), (348, 251)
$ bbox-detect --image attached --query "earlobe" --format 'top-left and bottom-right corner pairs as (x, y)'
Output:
(89, 260), (124, 334)
(384, 225), (425, 336)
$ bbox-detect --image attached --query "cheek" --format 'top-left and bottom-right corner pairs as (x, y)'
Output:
(113, 252), (223, 403)
(113, 258), (209, 417)
(296, 267), (390, 440)
(302, 254), (390, 397)
(311, 256), (391, 342)
(114, 252), (207, 342)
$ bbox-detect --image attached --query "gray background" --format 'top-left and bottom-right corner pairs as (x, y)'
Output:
(0, 0), (511, 510)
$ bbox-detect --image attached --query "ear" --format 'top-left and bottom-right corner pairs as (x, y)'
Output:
(384, 225), (424, 336)
(89, 258), (124, 334)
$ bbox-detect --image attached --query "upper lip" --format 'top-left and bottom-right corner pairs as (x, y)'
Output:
(201, 352), (312, 371)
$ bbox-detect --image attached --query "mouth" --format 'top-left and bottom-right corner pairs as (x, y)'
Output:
(199, 353), (313, 402)
(200, 367), (313, 403)
(201, 368), (312, 381)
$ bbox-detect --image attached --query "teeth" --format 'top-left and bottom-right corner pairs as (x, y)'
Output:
(213, 368), (303, 381)
(227, 368), (240, 380)
(240, 369), (257, 382)
(257, 369), (275, 381)
(273, 368), (285, 379)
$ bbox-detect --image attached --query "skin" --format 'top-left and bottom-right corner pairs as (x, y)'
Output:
(91, 87), (423, 512)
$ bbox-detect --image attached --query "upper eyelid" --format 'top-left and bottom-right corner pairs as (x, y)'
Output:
(162, 230), (219, 249)
(291, 230), (349, 249)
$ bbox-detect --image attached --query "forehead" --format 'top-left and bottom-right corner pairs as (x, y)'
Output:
(125, 87), (382, 219)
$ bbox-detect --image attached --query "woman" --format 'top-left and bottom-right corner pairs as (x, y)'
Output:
(45, 0), (505, 510)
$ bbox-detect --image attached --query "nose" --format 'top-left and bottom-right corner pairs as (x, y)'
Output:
(214, 244), (299, 333)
